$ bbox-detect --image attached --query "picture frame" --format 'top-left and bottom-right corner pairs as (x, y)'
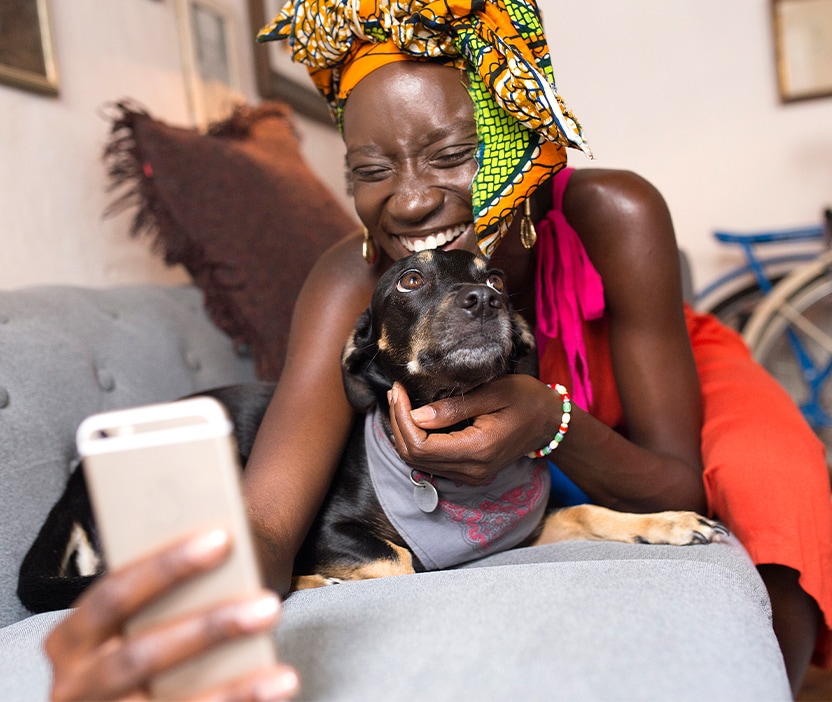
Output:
(176, 0), (245, 130)
(0, 0), (59, 96)
(772, 0), (832, 102)
(247, 0), (333, 126)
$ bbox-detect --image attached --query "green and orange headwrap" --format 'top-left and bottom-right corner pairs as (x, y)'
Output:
(258, 0), (591, 257)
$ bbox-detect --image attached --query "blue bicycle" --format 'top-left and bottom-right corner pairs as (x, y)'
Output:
(697, 214), (832, 471)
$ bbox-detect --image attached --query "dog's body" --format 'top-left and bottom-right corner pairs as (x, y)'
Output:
(18, 250), (725, 612)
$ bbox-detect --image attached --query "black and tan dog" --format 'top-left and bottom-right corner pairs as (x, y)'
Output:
(18, 250), (726, 611)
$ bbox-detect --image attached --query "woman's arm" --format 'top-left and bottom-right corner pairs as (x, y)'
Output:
(243, 232), (381, 594)
(559, 169), (704, 510)
(388, 169), (706, 514)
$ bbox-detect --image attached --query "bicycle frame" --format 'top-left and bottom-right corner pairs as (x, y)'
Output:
(695, 226), (824, 305)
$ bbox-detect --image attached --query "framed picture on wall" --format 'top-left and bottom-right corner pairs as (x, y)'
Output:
(773, 0), (832, 101)
(247, 0), (333, 126)
(176, 0), (244, 129)
(0, 0), (58, 96)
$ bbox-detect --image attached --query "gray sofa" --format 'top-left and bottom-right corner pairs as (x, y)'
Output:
(0, 283), (791, 700)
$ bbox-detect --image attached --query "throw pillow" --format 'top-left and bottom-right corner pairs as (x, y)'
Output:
(103, 100), (359, 380)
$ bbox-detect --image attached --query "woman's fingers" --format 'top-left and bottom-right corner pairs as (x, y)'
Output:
(387, 377), (558, 482)
(51, 590), (284, 702)
(64, 592), (281, 701)
(47, 529), (232, 658)
(387, 383), (503, 482)
(47, 528), (243, 701)
(192, 664), (300, 702)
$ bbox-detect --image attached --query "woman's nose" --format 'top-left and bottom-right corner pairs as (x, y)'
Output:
(386, 171), (444, 224)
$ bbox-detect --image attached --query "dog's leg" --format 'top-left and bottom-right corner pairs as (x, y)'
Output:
(291, 542), (416, 591)
(533, 504), (729, 546)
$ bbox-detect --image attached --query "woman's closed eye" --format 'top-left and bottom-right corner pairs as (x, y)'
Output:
(431, 145), (477, 168)
(351, 163), (393, 182)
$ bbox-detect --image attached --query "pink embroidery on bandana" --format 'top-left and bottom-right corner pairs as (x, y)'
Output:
(438, 469), (546, 547)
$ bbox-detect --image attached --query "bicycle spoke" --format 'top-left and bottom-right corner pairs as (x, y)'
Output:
(775, 299), (832, 356)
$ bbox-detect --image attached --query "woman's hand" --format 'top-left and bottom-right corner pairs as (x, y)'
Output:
(386, 375), (559, 484)
(45, 528), (299, 702)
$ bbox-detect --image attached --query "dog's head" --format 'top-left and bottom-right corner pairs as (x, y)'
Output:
(342, 249), (537, 412)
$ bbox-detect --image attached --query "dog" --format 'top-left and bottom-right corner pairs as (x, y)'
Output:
(18, 250), (726, 611)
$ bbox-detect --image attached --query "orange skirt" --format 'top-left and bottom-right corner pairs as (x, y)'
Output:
(539, 307), (832, 666)
(687, 308), (832, 666)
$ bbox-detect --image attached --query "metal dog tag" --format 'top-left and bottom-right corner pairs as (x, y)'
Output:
(410, 470), (439, 513)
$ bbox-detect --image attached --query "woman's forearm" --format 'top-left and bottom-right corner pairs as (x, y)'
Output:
(552, 405), (707, 514)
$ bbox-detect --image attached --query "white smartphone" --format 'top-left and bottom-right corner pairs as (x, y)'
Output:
(76, 396), (278, 700)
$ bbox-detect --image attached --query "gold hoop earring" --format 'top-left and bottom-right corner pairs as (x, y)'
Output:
(362, 227), (379, 265)
(520, 199), (537, 249)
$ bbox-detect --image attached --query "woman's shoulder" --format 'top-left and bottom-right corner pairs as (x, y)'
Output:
(301, 229), (384, 309)
(559, 168), (678, 298)
(564, 168), (669, 224)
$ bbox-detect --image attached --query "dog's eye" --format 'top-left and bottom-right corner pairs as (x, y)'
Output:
(397, 270), (424, 292)
(486, 274), (505, 293)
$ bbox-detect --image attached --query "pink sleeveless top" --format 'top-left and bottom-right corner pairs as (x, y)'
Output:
(533, 167), (619, 505)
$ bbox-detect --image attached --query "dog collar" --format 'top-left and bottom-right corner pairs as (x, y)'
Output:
(365, 408), (550, 570)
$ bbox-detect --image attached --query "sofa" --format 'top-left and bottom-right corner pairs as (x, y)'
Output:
(0, 282), (792, 700)
(0, 102), (792, 699)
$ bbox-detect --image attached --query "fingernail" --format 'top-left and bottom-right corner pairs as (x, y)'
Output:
(390, 384), (399, 404)
(235, 594), (281, 631)
(254, 668), (300, 701)
(186, 528), (230, 561)
(411, 405), (436, 423)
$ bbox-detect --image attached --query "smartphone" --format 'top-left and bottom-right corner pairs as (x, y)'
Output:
(77, 396), (278, 700)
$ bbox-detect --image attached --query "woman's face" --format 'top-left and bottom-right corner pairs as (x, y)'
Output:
(342, 62), (480, 261)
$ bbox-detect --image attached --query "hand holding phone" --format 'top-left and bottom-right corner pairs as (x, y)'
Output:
(76, 397), (280, 699)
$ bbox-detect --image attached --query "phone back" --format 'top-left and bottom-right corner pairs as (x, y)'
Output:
(78, 397), (277, 699)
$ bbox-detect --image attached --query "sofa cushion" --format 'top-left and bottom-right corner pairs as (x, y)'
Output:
(103, 101), (359, 380)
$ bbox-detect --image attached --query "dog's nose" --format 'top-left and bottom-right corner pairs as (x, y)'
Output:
(455, 285), (503, 319)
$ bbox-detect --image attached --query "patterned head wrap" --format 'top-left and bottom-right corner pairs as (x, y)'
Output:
(258, 0), (591, 256)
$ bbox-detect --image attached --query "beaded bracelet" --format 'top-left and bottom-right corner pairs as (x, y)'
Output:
(527, 383), (572, 459)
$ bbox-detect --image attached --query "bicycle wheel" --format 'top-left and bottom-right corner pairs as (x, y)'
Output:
(707, 278), (782, 332)
(744, 251), (832, 471)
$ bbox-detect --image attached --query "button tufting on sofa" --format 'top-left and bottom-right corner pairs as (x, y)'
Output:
(95, 367), (116, 392)
(0, 387), (9, 408)
(184, 350), (202, 372)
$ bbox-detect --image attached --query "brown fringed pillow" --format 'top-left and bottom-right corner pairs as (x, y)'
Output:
(103, 100), (358, 380)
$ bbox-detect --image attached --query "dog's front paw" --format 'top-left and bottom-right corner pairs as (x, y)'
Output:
(634, 512), (730, 546)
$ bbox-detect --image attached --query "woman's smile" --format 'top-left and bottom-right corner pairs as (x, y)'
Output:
(394, 222), (473, 253)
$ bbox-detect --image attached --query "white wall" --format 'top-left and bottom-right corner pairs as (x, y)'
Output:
(2, 0), (830, 295)
(543, 0), (832, 291)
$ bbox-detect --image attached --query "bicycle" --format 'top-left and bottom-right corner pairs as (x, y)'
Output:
(696, 212), (832, 471)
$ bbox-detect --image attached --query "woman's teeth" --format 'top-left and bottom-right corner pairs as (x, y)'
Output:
(398, 224), (467, 252)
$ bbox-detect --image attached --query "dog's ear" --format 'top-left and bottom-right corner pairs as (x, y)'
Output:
(341, 309), (393, 412)
(509, 311), (539, 378)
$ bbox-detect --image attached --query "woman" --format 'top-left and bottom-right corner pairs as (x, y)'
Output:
(46, 0), (831, 698)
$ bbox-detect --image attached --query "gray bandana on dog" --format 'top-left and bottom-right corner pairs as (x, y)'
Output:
(365, 409), (550, 570)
